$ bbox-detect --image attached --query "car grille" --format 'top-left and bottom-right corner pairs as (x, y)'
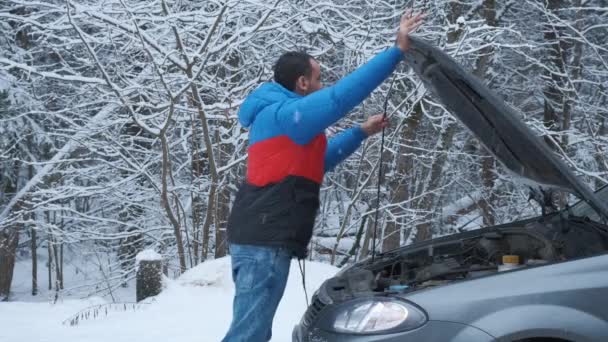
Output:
(302, 294), (327, 327)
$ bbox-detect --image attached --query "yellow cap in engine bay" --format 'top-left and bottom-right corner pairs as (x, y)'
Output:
(502, 255), (520, 264)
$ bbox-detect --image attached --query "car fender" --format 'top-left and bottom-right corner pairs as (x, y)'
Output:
(469, 304), (608, 342)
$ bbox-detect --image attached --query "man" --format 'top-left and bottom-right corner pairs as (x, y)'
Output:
(223, 11), (425, 342)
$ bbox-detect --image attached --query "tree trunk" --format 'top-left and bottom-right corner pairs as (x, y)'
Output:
(191, 192), (202, 265)
(201, 184), (214, 261)
(399, 102), (424, 202)
(414, 122), (458, 242)
(596, 115), (608, 190)
(475, 0), (498, 227)
(31, 224), (37, 296)
(382, 220), (400, 253)
(542, 0), (567, 148)
(541, 0), (579, 208)
(59, 241), (64, 290)
(213, 126), (233, 259)
(50, 211), (62, 291)
(479, 155), (497, 226)
(561, 0), (583, 148)
(159, 132), (186, 273)
(58, 211), (64, 290)
(413, 1), (463, 242)
(190, 118), (204, 264)
(358, 216), (374, 260)
(47, 234), (52, 291)
(214, 185), (229, 258)
(339, 216), (367, 267)
(52, 236), (60, 290)
(188, 74), (220, 262)
(0, 160), (22, 300)
(0, 225), (19, 301)
(383, 102), (423, 250)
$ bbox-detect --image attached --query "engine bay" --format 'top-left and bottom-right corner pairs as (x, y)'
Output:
(373, 228), (555, 292)
(326, 215), (608, 300)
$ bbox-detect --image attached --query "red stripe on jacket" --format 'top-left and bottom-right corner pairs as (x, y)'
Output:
(246, 134), (327, 186)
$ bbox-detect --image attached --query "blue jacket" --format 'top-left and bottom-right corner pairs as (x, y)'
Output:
(238, 46), (404, 186)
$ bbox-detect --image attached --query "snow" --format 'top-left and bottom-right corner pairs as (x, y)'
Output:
(135, 249), (162, 262)
(300, 20), (321, 34)
(0, 57), (105, 85)
(450, 213), (484, 232)
(314, 236), (355, 253)
(0, 257), (339, 342)
(441, 192), (480, 218)
(0, 73), (8, 90)
(0, 102), (120, 222)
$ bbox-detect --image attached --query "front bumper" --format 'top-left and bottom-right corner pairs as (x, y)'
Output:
(293, 320), (496, 342)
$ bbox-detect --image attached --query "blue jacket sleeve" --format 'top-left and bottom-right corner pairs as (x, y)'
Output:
(324, 126), (367, 172)
(275, 47), (403, 145)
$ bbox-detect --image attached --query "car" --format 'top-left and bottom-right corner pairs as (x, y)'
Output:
(293, 37), (608, 342)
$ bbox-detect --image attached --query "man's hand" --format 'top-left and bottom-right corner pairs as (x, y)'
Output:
(361, 114), (389, 136)
(396, 10), (425, 52)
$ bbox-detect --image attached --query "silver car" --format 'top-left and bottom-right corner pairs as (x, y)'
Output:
(293, 37), (608, 342)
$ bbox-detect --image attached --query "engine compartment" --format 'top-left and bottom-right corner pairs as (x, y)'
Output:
(327, 215), (608, 300)
(373, 228), (555, 292)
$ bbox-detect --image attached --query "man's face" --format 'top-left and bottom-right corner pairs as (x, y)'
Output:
(296, 58), (322, 96)
(306, 58), (322, 94)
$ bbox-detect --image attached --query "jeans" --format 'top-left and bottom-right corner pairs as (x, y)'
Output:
(222, 244), (292, 342)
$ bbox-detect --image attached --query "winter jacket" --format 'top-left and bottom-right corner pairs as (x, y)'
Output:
(227, 46), (404, 258)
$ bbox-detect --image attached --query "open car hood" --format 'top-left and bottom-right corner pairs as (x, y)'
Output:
(403, 36), (608, 220)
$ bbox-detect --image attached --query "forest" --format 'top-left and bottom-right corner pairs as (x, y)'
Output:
(1, 0), (607, 301)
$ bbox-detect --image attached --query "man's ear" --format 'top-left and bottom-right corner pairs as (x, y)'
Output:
(295, 75), (309, 93)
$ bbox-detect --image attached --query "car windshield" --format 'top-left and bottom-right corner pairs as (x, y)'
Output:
(570, 185), (608, 221)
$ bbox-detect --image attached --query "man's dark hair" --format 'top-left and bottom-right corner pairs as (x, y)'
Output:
(273, 51), (314, 91)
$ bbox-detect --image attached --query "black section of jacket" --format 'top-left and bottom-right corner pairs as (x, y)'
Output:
(226, 176), (320, 259)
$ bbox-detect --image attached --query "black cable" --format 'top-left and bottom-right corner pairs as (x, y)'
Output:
(298, 258), (309, 307)
(371, 75), (397, 262)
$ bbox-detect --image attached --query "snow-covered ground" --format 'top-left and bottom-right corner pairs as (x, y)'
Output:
(0, 257), (339, 342)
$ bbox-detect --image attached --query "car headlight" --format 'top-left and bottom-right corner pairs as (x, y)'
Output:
(329, 298), (427, 334)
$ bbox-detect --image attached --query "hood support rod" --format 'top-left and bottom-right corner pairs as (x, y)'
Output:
(371, 76), (397, 262)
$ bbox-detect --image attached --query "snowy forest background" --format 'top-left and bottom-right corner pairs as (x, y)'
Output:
(1, 0), (607, 302)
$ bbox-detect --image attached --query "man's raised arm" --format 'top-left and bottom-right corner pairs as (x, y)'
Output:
(274, 11), (424, 145)
(275, 47), (403, 145)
